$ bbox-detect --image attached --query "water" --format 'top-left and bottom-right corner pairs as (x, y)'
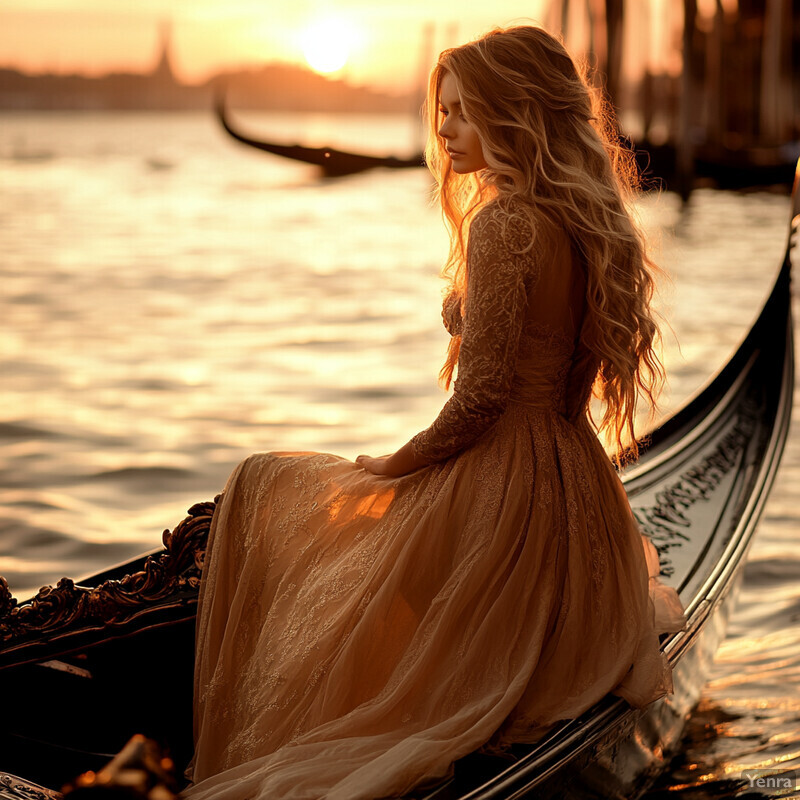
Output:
(0, 111), (798, 797)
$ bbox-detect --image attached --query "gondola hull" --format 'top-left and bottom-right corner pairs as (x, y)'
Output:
(214, 90), (424, 178)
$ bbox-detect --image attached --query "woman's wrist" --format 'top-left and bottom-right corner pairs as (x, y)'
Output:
(356, 440), (430, 477)
(387, 440), (429, 476)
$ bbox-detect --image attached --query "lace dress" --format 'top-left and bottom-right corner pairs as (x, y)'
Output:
(184, 205), (686, 800)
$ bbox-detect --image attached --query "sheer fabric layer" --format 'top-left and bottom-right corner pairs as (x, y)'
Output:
(186, 203), (686, 799)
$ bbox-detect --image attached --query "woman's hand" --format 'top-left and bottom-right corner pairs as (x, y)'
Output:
(356, 441), (430, 478)
(355, 454), (395, 476)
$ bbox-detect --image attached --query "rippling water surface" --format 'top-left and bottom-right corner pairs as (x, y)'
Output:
(0, 112), (797, 797)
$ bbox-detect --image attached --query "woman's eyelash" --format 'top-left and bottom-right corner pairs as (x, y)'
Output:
(439, 108), (466, 120)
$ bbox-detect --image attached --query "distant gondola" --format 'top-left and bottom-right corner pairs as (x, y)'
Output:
(214, 89), (425, 178)
(0, 164), (797, 800)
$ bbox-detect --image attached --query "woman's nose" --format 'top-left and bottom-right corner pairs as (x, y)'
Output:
(438, 117), (451, 139)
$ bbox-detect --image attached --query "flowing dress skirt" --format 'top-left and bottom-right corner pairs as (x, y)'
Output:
(185, 403), (685, 800)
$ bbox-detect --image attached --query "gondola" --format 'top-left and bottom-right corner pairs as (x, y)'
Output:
(0, 164), (796, 800)
(214, 89), (425, 178)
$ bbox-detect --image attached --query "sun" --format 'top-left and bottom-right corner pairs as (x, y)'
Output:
(301, 19), (353, 75)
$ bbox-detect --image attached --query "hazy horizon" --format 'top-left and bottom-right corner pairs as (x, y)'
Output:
(0, 56), (419, 96)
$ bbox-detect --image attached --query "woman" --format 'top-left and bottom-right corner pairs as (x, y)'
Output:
(185, 25), (686, 800)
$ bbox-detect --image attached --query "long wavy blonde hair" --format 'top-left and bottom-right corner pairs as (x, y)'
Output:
(426, 25), (664, 462)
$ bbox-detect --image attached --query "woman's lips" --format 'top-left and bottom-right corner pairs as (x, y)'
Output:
(448, 150), (465, 157)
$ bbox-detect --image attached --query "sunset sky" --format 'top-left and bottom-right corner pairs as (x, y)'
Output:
(1, 0), (546, 90)
(0, 0), (679, 92)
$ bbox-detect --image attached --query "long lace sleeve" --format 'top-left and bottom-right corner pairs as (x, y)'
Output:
(410, 209), (537, 464)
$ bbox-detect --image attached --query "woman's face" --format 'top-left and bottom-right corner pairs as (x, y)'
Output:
(437, 72), (488, 174)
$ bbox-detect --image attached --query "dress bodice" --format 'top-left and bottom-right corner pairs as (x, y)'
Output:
(412, 203), (592, 463)
(509, 323), (575, 413)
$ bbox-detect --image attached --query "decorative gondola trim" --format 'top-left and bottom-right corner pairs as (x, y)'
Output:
(0, 773), (62, 800)
(0, 498), (217, 658)
(633, 398), (759, 577)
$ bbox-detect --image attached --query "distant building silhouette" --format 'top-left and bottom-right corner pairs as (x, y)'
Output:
(152, 21), (176, 85)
